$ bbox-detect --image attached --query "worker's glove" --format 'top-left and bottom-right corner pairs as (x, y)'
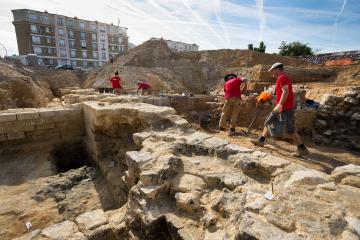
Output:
(273, 104), (282, 112)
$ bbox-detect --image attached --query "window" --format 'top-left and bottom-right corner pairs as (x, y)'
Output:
(31, 25), (37, 33)
(69, 40), (75, 49)
(47, 47), (52, 54)
(120, 46), (124, 53)
(100, 25), (105, 32)
(101, 52), (106, 60)
(46, 37), (52, 44)
(93, 61), (98, 68)
(43, 15), (49, 24)
(71, 60), (76, 67)
(60, 59), (67, 65)
(80, 41), (87, 48)
(82, 61), (88, 68)
(80, 32), (86, 40)
(32, 36), (41, 44)
(57, 17), (64, 26)
(33, 46), (42, 55)
(92, 33), (97, 41)
(45, 27), (50, 33)
(119, 38), (124, 44)
(101, 43), (106, 50)
(60, 49), (67, 57)
(49, 58), (54, 64)
(91, 24), (96, 32)
(59, 39), (65, 47)
(38, 58), (44, 65)
(80, 22), (85, 29)
(70, 50), (76, 58)
(58, 28), (64, 36)
(68, 30), (74, 39)
(100, 34), (105, 42)
(92, 42), (98, 50)
(30, 13), (37, 22)
(82, 51), (87, 58)
(68, 19), (74, 28)
(93, 52), (98, 60)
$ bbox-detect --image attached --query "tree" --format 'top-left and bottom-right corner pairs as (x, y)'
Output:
(278, 41), (314, 56)
(248, 41), (266, 53)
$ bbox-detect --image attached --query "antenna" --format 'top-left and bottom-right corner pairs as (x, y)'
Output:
(117, 18), (120, 27)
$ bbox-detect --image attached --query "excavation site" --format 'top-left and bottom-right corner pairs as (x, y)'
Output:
(0, 39), (360, 240)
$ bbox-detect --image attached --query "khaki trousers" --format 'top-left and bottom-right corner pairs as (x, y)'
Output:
(219, 97), (241, 129)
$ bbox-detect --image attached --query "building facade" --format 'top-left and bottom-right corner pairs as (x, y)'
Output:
(12, 9), (128, 68)
(151, 38), (199, 52)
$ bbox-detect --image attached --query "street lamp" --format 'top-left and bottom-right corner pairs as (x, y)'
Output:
(0, 42), (8, 57)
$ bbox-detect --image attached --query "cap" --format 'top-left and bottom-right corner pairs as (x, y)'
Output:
(224, 73), (237, 82)
(268, 62), (284, 72)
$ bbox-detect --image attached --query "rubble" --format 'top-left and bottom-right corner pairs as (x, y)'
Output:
(314, 87), (360, 150)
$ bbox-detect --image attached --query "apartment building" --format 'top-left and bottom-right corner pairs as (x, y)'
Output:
(151, 38), (199, 52)
(12, 9), (128, 68)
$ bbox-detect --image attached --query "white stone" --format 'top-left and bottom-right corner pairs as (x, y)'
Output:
(41, 220), (79, 240)
(284, 170), (331, 188)
(331, 164), (360, 182)
(346, 217), (360, 237)
(175, 192), (200, 212)
(259, 155), (290, 177)
(171, 174), (207, 193)
(75, 209), (108, 231)
(0, 112), (17, 122)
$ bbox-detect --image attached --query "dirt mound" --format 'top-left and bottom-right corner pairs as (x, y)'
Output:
(0, 59), (83, 110)
(84, 40), (316, 94)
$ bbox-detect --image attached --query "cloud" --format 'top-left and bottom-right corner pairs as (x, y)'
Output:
(0, 0), (359, 55)
(255, 0), (266, 42)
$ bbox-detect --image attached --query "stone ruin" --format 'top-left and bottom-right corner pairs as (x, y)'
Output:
(0, 90), (360, 240)
(314, 88), (360, 150)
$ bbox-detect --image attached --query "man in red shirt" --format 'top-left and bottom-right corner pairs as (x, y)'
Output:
(219, 73), (247, 134)
(137, 81), (151, 95)
(251, 62), (309, 157)
(109, 70), (122, 95)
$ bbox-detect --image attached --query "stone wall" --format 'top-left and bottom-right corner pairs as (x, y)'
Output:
(0, 107), (84, 153)
(300, 50), (360, 64)
(314, 88), (360, 150)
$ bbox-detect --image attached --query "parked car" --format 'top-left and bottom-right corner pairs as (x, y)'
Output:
(54, 65), (74, 70)
(46, 64), (57, 69)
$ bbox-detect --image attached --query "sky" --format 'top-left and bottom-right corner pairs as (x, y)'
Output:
(0, 0), (359, 56)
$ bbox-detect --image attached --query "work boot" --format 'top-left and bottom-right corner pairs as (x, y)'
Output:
(292, 145), (310, 157)
(250, 136), (265, 147)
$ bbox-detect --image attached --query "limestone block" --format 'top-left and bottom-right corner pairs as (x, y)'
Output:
(41, 220), (79, 240)
(331, 164), (360, 182)
(75, 209), (108, 231)
(13, 229), (41, 240)
(201, 137), (228, 150)
(16, 110), (39, 120)
(284, 169), (331, 188)
(222, 173), (247, 190)
(345, 217), (360, 237)
(224, 144), (253, 155)
(201, 212), (218, 227)
(126, 151), (153, 185)
(175, 192), (200, 212)
(6, 131), (25, 140)
(133, 131), (153, 146)
(186, 131), (212, 144)
(0, 112), (17, 122)
(36, 122), (56, 130)
(259, 155), (290, 177)
(171, 174), (207, 193)
(107, 207), (127, 236)
(139, 185), (165, 199)
(341, 230), (359, 240)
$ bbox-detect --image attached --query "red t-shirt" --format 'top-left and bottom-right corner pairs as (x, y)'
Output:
(275, 73), (294, 111)
(224, 77), (244, 99)
(138, 82), (151, 90)
(110, 76), (121, 89)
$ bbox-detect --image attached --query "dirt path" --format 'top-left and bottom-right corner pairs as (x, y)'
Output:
(195, 125), (360, 174)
